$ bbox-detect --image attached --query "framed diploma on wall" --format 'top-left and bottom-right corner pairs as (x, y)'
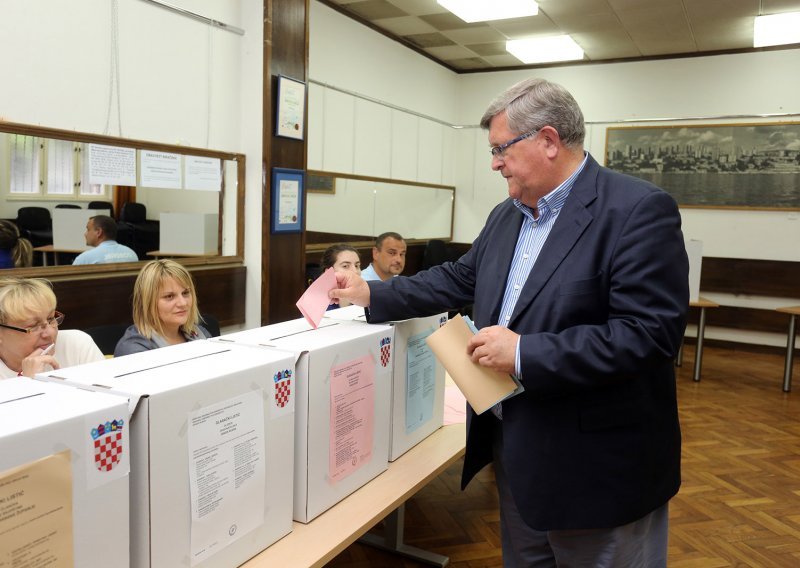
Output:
(271, 167), (304, 233)
(275, 75), (306, 140)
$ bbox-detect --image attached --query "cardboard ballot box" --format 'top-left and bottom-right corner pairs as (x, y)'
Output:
(325, 306), (447, 461)
(36, 340), (296, 568)
(215, 317), (394, 522)
(0, 377), (130, 568)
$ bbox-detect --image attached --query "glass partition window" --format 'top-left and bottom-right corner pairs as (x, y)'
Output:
(8, 134), (40, 195)
(307, 174), (454, 240)
(2, 134), (110, 200)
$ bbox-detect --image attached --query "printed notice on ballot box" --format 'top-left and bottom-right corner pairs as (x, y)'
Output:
(188, 391), (265, 566)
(0, 451), (74, 568)
(329, 355), (375, 482)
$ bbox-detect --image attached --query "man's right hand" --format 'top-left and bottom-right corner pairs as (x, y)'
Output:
(329, 271), (371, 307)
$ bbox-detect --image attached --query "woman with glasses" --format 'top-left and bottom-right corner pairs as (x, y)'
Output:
(0, 277), (104, 378)
(114, 259), (211, 357)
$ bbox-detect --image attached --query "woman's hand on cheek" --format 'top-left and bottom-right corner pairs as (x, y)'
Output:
(20, 345), (60, 378)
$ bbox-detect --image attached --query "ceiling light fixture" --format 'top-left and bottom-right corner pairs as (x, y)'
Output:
(754, 12), (800, 47)
(506, 36), (584, 64)
(437, 0), (538, 23)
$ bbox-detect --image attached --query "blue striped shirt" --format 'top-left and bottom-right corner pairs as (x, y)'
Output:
(498, 153), (589, 378)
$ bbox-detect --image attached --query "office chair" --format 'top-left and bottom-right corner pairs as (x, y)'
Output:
(88, 200), (114, 217)
(55, 203), (81, 209)
(119, 202), (160, 259)
(15, 207), (53, 248)
(84, 323), (131, 356)
(200, 313), (221, 337)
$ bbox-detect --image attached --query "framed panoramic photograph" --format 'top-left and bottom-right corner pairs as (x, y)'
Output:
(605, 122), (800, 209)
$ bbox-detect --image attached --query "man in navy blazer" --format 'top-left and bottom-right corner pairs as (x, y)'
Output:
(332, 78), (688, 566)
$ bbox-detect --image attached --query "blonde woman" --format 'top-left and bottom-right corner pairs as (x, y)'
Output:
(0, 220), (33, 269)
(114, 259), (211, 356)
(0, 277), (104, 378)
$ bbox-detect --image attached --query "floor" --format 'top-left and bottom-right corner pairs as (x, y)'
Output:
(327, 345), (800, 567)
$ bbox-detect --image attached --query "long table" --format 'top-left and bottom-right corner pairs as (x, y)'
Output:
(240, 422), (467, 568)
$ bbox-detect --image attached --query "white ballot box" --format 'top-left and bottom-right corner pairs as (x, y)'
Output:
(0, 377), (130, 568)
(215, 317), (394, 522)
(53, 208), (96, 251)
(159, 212), (219, 255)
(325, 306), (447, 461)
(36, 340), (296, 568)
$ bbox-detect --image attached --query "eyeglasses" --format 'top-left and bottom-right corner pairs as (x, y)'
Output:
(0, 311), (65, 334)
(490, 130), (539, 158)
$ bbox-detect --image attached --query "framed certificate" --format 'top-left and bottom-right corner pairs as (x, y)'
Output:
(271, 167), (304, 233)
(275, 75), (306, 140)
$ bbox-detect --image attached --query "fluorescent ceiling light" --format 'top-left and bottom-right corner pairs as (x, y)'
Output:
(437, 0), (538, 23)
(506, 36), (584, 64)
(754, 12), (800, 47)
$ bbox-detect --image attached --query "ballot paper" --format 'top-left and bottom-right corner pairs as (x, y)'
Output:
(296, 266), (338, 328)
(425, 315), (523, 414)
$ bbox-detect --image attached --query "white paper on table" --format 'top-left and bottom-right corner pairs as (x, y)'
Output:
(187, 390), (265, 566)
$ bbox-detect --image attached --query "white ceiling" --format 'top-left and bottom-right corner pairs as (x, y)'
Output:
(320, 0), (800, 71)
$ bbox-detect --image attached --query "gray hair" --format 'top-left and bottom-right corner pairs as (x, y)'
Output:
(480, 78), (585, 149)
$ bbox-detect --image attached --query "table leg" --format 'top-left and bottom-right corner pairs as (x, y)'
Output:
(676, 342), (683, 367)
(692, 307), (707, 382)
(783, 314), (797, 393)
(358, 503), (450, 566)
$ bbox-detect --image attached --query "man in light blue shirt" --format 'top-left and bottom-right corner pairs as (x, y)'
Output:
(361, 232), (406, 281)
(73, 215), (138, 265)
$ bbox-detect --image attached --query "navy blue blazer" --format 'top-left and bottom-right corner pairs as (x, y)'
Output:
(368, 154), (689, 530)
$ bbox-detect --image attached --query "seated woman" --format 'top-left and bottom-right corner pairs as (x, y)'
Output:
(0, 277), (104, 378)
(115, 259), (211, 356)
(320, 243), (361, 309)
(0, 220), (33, 269)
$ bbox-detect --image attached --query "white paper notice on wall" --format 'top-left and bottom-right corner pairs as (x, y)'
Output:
(139, 150), (182, 189)
(187, 390), (266, 566)
(185, 155), (222, 191)
(685, 239), (703, 302)
(88, 143), (136, 186)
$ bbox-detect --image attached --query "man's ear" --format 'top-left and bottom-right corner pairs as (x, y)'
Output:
(540, 126), (561, 158)
(372, 247), (379, 260)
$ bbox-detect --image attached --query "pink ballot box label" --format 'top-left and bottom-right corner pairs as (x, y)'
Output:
(328, 355), (375, 482)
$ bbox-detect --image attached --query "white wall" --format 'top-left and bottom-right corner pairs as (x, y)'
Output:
(307, 5), (800, 348)
(455, 50), (800, 254)
(0, 0), (263, 329)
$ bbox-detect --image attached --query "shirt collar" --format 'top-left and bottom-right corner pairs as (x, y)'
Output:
(513, 151), (589, 217)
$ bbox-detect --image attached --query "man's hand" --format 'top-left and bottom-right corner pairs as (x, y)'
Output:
(467, 325), (518, 375)
(329, 271), (371, 307)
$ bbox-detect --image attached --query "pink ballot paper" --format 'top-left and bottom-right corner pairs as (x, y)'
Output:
(296, 266), (338, 328)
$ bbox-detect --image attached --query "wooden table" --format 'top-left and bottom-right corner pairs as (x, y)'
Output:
(677, 297), (719, 382)
(33, 244), (87, 266)
(240, 422), (467, 568)
(776, 306), (800, 392)
(147, 250), (213, 259)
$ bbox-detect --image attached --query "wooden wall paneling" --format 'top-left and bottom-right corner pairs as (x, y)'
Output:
(263, 0), (309, 324)
(701, 257), (800, 297)
(53, 266), (246, 331)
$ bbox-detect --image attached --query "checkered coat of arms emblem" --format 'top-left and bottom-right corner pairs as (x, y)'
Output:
(92, 419), (124, 472)
(274, 369), (292, 408)
(379, 336), (392, 367)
